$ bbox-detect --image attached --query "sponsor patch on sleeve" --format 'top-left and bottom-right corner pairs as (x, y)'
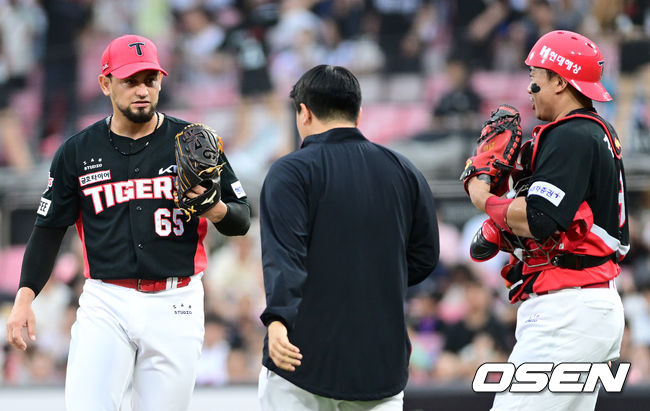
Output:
(527, 181), (565, 207)
(43, 172), (54, 194)
(231, 181), (246, 198)
(37, 197), (52, 216)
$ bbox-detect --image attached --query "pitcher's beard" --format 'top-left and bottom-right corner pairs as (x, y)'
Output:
(119, 104), (157, 123)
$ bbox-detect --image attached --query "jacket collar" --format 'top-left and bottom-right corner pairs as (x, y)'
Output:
(301, 127), (366, 148)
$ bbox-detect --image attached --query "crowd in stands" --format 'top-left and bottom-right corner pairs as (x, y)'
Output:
(2, 0), (650, 388)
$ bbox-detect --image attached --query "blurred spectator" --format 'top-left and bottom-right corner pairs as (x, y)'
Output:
(317, 0), (365, 40)
(523, 0), (556, 52)
(268, 2), (326, 94)
(432, 54), (483, 138)
(0, 0), (41, 172)
(613, 320), (650, 384)
(408, 289), (445, 335)
(320, 17), (384, 75)
(267, 0), (321, 53)
(407, 322), (442, 385)
(174, 6), (227, 86)
(204, 225), (265, 322)
(195, 312), (232, 386)
(449, 0), (510, 70)
(612, 0), (650, 149)
(434, 271), (510, 382)
(624, 280), (650, 346)
(38, 0), (92, 154)
(554, 0), (591, 31)
(367, 0), (428, 74)
(23, 346), (62, 384)
(227, 345), (255, 383)
(221, 0), (283, 149)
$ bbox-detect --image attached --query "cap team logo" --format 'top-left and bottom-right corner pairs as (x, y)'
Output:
(129, 42), (145, 56)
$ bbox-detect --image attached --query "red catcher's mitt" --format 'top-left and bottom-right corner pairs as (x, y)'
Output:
(460, 104), (523, 196)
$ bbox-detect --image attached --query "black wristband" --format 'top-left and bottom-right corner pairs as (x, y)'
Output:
(19, 226), (67, 296)
(213, 202), (251, 236)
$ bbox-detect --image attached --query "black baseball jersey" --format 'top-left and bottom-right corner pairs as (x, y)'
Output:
(35, 114), (249, 280)
(526, 108), (629, 269)
(524, 109), (630, 292)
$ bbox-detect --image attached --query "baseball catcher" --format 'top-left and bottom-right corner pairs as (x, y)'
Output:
(463, 30), (629, 411)
(460, 104), (523, 197)
(174, 123), (224, 220)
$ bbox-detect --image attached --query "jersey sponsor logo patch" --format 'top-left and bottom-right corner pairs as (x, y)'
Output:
(231, 181), (246, 198)
(43, 172), (54, 194)
(537, 45), (582, 75)
(79, 170), (111, 187)
(37, 197), (52, 216)
(158, 165), (177, 175)
(82, 157), (103, 171)
(527, 181), (565, 206)
(173, 303), (192, 315)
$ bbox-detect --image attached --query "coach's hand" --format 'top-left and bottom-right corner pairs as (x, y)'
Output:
(6, 287), (37, 350)
(268, 321), (302, 372)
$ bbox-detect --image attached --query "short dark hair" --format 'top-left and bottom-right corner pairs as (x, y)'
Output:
(289, 65), (361, 123)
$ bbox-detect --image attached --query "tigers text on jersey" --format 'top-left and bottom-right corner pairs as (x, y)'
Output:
(36, 115), (248, 280)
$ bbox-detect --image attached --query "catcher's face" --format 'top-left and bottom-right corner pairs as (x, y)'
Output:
(527, 67), (558, 121)
(100, 70), (162, 123)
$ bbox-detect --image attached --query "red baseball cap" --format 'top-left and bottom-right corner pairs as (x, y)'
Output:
(101, 34), (168, 79)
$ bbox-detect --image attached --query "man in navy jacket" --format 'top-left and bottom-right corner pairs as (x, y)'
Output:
(258, 64), (440, 410)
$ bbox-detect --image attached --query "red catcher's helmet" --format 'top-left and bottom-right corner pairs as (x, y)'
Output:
(525, 30), (612, 102)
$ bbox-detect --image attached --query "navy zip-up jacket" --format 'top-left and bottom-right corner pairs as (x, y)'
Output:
(259, 127), (439, 400)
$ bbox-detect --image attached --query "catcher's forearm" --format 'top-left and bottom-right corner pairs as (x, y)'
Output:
(467, 177), (492, 212)
(213, 202), (250, 236)
(506, 197), (533, 238)
(469, 178), (533, 237)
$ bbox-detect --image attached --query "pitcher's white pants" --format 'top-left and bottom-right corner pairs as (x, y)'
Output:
(492, 284), (624, 411)
(65, 275), (204, 411)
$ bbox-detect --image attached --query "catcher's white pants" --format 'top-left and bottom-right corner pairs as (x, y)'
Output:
(65, 274), (204, 411)
(258, 367), (403, 411)
(492, 283), (624, 411)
